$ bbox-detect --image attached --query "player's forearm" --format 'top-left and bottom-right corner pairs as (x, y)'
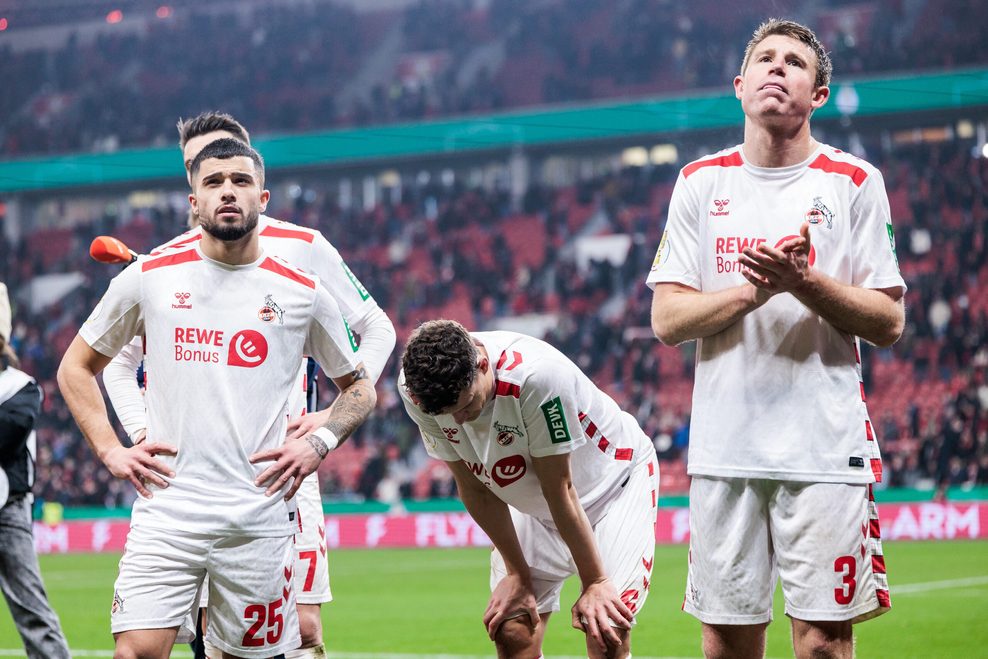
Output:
(56, 362), (123, 462)
(651, 283), (767, 346)
(792, 271), (905, 347)
(541, 478), (607, 587)
(457, 478), (531, 579)
(322, 377), (376, 443)
(103, 350), (147, 437)
(349, 307), (396, 384)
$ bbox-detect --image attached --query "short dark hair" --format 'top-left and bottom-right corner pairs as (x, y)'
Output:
(177, 112), (251, 150)
(741, 18), (832, 90)
(189, 138), (265, 186)
(401, 320), (478, 415)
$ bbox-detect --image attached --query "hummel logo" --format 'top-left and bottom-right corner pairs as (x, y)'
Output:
(172, 292), (192, 309)
(441, 427), (460, 443)
(710, 198), (730, 217)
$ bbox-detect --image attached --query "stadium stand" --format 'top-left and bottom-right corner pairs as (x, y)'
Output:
(3, 0), (988, 157)
(2, 130), (985, 506)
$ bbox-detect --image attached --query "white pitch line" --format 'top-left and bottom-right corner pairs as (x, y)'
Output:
(892, 575), (988, 594)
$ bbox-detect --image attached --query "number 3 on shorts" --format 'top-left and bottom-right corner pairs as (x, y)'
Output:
(833, 555), (857, 605)
(242, 599), (285, 647)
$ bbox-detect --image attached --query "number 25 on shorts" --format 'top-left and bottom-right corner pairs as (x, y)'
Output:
(242, 598), (285, 647)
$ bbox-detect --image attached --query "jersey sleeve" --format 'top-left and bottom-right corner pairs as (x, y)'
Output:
(304, 287), (361, 379)
(308, 233), (378, 322)
(103, 336), (147, 436)
(78, 263), (144, 358)
(850, 169), (907, 292)
(519, 366), (587, 458)
(645, 172), (702, 290)
(396, 372), (458, 461)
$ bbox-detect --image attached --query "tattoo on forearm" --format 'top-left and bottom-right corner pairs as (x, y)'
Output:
(306, 434), (329, 459)
(325, 382), (374, 441)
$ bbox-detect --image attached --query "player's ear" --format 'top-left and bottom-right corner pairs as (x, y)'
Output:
(477, 356), (489, 374)
(259, 189), (270, 212)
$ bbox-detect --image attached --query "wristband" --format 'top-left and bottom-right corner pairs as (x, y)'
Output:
(310, 427), (340, 452)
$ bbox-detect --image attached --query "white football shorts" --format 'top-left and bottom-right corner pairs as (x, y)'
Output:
(491, 457), (659, 620)
(111, 524), (300, 657)
(684, 477), (891, 625)
(196, 474), (331, 609)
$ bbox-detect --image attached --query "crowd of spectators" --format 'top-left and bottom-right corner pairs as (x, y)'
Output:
(3, 0), (987, 158)
(2, 133), (986, 508)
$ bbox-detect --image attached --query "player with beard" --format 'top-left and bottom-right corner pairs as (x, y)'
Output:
(59, 139), (377, 659)
(102, 112), (396, 659)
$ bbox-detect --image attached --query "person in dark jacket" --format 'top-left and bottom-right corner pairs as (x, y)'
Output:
(0, 282), (70, 659)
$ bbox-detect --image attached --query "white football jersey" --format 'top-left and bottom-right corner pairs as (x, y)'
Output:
(81, 244), (360, 536)
(153, 216), (379, 328)
(399, 331), (654, 526)
(646, 144), (906, 483)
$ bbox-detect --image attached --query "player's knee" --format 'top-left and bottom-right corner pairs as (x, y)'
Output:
(297, 604), (323, 648)
(793, 620), (852, 659)
(493, 617), (540, 658)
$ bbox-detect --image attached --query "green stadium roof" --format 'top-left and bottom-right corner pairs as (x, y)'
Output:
(2, 68), (987, 194)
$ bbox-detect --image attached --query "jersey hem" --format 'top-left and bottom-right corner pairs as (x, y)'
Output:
(686, 466), (877, 484)
(683, 602), (773, 625)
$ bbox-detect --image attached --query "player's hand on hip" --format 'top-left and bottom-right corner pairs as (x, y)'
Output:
(102, 443), (176, 499)
(571, 577), (633, 652)
(249, 434), (324, 500)
(738, 220), (813, 294)
(284, 409), (330, 442)
(483, 572), (539, 640)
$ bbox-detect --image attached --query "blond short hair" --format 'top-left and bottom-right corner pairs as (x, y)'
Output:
(740, 18), (832, 90)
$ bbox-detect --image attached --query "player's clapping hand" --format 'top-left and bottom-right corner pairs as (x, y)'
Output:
(250, 412), (331, 500)
(101, 443), (176, 499)
(483, 572), (540, 641)
(571, 577), (633, 653)
(738, 220), (813, 294)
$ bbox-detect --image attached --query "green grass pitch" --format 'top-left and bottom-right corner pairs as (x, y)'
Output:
(1, 541), (987, 657)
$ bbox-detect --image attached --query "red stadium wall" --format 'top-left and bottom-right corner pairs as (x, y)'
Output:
(31, 502), (988, 554)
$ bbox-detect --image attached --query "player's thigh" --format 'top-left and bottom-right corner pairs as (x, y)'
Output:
(771, 482), (891, 623)
(111, 525), (206, 643)
(206, 534), (301, 658)
(491, 508), (571, 615)
(684, 477), (775, 625)
(294, 474), (332, 604)
(592, 457), (659, 619)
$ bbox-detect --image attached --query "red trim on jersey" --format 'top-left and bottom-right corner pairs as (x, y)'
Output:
(808, 154), (868, 187)
(647, 462), (655, 476)
(150, 233), (202, 255)
(142, 249), (201, 272)
(865, 420), (874, 441)
(651, 490), (656, 507)
(494, 381), (520, 398)
(682, 151), (743, 179)
(872, 555), (887, 574)
(859, 382), (867, 402)
(876, 589), (891, 608)
(585, 421), (598, 438)
(260, 224), (315, 243)
(870, 518), (882, 539)
(871, 458), (883, 482)
(614, 448), (634, 461)
(260, 258), (316, 289)
(853, 342), (861, 364)
(504, 351), (523, 370)
(496, 351), (507, 370)
(597, 437), (610, 452)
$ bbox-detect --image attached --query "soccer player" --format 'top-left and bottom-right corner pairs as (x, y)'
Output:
(399, 320), (659, 659)
(58, 139), (377, 659)
(102, 112), (396, 659)
(647, 19), (906, 659)
(0, 282), (72, 659)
